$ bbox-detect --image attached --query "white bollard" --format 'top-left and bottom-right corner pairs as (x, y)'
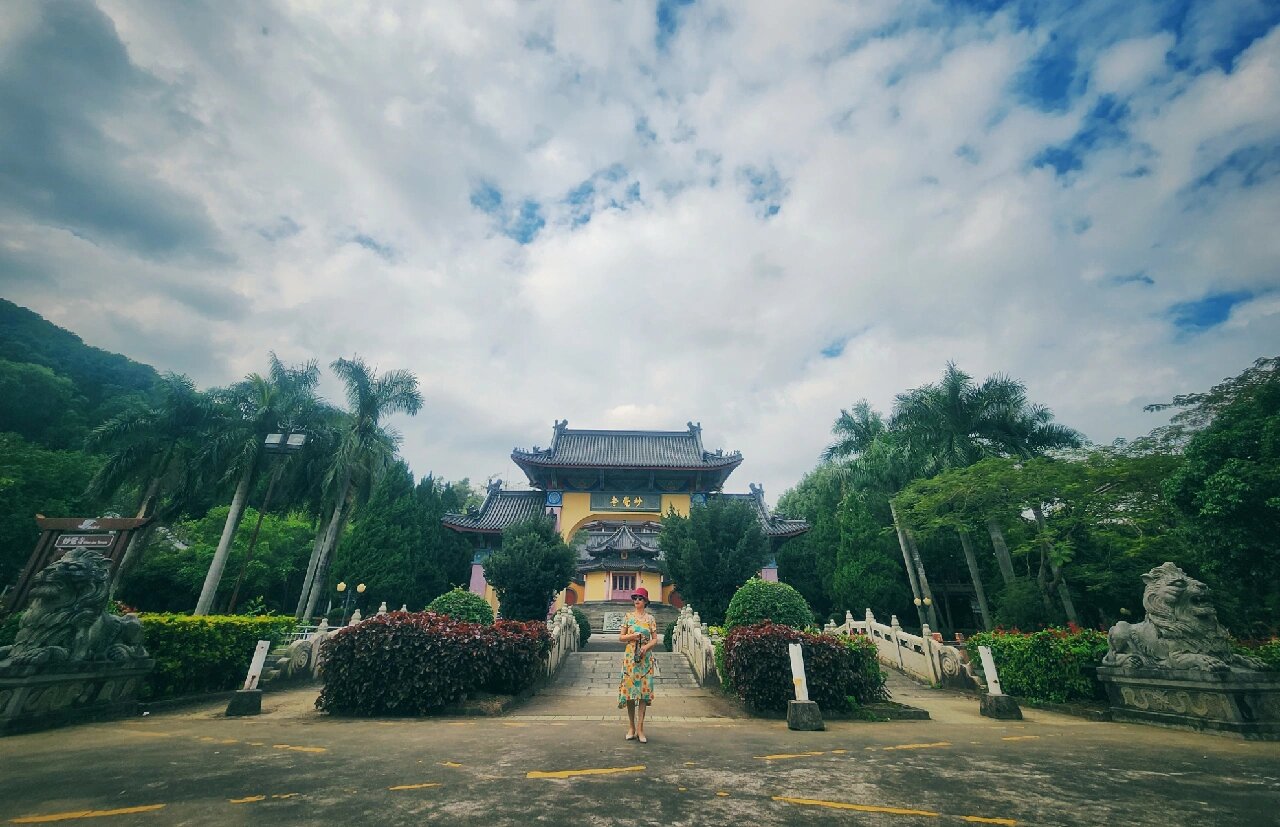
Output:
(788, 642), (809, 702)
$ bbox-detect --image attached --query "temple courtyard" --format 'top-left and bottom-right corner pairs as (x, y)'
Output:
(1, 642), (1276, 827)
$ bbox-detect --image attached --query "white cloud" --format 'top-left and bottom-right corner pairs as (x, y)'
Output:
(2, 0), (1278, 504)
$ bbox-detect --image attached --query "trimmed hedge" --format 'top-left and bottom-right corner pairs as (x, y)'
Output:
(427, 587), (495, 625)
(317, 611), (550, 715)
(722, 622), (886, 713)
(570, 607), (591, 649)
(139, 614), (296, 701)
(724, 578), (813, 632)
(1237, 639), (1280, 671)
(663, 620), (676, 652)
(966, 628), (1109, 704)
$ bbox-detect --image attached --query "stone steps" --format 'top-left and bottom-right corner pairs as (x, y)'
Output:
(549, 651), (702, 695)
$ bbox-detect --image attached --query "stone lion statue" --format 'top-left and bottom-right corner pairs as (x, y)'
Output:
(1102, 562), (1262, 673)
(0, 548), (148, 672)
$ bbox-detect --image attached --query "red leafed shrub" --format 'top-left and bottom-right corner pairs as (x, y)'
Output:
(723, 622), (887, 713)
(316, 611), (550, 715)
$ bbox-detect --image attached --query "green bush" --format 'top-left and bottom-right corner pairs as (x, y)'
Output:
(724, 578), (813, 632)
(1237, 639), (1280, 671)
(317, 611), (551, 715)
(570, 607), (591, 648)
(139, 614), (296, 701)
(966, 627), (1109, 704)
(663, 621), (676, 652)
(722, 622), (886, 713)
(427, 587), (495, 625)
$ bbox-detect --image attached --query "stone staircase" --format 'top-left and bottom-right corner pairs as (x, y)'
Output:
(574, 601), (681, 635)
(547, 651), (702, 696)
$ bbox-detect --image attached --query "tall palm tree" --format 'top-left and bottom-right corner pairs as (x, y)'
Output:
(85, 373), (214, 579)
(193, 355), (322, 615)
(296, 357), (422, 621)
(889, 363), (1082, 627)
(824, 402), (940, 631)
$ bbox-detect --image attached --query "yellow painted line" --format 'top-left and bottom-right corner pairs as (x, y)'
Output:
(439, 762), (462, 768)
(388, 783), (442, 791)
(883, 741), (952, 751)
(272, 744), (327, 753)
(678, 787), (688, 792)
(527, 765), (645, 780)
(683, 761), (697, 766)
(10, 805), (166, 823)
(755, 751), (826, 761)
(118, 731), (171, 738)
(831, 749), (848, 754)
(1001, 736), (1039, 742)
(229, 796), (265, 804)
(716, 791), (730, 797)
(774, 796), (939, 817)
(271, 794), (299, 800)
(247, 742), (264, 746)
(964, 817), (1017, 825)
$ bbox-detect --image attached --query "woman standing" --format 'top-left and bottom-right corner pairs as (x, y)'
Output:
(618, 587), (658, 743)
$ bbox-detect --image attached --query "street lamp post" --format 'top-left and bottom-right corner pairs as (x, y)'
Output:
(336, 581), (366, 624)
(226, 430), (308, 614)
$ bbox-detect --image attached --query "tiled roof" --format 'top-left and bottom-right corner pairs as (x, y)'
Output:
(577, 555), (664, 573)
(512, 420), (743, 470)
(719, 491), (811, 539)
(583, 524), (661, 555)
(442, 489), (547, 533)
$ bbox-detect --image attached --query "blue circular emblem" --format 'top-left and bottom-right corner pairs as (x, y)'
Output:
(546, 491), (563, 506)
(691, 493), (707, 505)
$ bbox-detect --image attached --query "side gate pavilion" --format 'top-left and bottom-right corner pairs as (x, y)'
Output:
(442, 421), (809, 628)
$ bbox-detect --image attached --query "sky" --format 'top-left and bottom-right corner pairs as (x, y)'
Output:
(2, 0), (1278, 503)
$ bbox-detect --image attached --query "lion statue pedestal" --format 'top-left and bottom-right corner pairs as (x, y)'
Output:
(0, 549), (153, 736)
(1095, 563), (1280, 741)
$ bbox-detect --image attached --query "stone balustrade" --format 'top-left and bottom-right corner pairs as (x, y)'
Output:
(673, 605), (719, 687)
(543, 606), (580, 679)
(827, 608), (972, 689)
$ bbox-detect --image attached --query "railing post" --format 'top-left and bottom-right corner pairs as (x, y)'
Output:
(921, 623), (940, 684)
(890, 614), (906, 670)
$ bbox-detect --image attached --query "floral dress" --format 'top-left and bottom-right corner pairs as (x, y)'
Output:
(617, 611), (657, 706)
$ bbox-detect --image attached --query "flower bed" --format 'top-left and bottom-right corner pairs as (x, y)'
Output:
(316, 611), (550, 715)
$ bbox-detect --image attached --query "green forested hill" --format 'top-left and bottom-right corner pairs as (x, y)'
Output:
(0, 299), (159, 414)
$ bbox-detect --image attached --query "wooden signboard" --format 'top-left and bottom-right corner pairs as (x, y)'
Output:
(1, 516), (149, 616)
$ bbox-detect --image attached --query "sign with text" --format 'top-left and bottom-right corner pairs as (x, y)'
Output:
(589, 492), (660, 512)
(53, 534), (115, 550)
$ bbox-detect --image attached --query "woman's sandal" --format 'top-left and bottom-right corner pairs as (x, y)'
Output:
(637, 734), (647, 744)
(625, 732), (637, 741)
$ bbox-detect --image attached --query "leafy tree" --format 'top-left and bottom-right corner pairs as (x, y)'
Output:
(427, 587), (494, 625)
(0, 358), (87, 448)
(1159, 357), (1280, 636)
(830, 489), (913, 622)
(0, 433), (102, 586)
(659, 498), (770, 625)
(483, 517), (575, 621)
(774, 463), (843, 620)
(724, 577), (813, 631)
(297, 356), (422, 620)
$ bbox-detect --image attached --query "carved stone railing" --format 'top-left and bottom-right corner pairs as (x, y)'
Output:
(673, 605), (719, 686)
(543, 606), (580, 679)
(826, 609), (972, 689)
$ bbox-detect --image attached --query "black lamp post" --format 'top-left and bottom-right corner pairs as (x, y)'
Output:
(337, 581), (365, 624)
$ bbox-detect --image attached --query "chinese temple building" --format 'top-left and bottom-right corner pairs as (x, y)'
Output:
(442, 421), (809, 622)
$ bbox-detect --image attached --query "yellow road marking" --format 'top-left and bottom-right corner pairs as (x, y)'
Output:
(883, 741), (951, 751)
(678, 787), (688, 792)
(229, 796), (265, 804)
(118, 731), (171, 738)
(271, 794), (299, 800)
(1001, 736), (1039, 742)
(527, 765), (645, 779)
(755, 751), (826, 760)
(964, 817), (1017, 825)
(439, 761), (463, 767)
(247, 742), (264, 746)
(272, 744), (327, 753)
(683, 761), (696, 766)
(774, 797), (939, 817)
(388, 783), (442, 791)
(9, 805), (166, 823)
(716, 791), (730, 797)
(831, 749), (848, 754)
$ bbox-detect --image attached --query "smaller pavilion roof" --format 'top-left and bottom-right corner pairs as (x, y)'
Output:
(441, 483), (546, 534)
(582, 523), (661, 556)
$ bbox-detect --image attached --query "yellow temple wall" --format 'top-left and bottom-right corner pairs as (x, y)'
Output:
(558, 492), (692, 541)
(583, 573), (610, 602)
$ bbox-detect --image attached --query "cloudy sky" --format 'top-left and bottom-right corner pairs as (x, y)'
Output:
(2, 0), (1278, 501)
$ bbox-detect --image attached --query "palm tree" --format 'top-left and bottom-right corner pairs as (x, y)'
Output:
(193, 355), (322, 615)
(889, 363), (1082, 627)
(824, 402), (940, 631)
(296, 357), (422, 621)
(85, 373), (214, 580)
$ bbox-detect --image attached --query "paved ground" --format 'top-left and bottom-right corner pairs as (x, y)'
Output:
(1, 639), (1278, 826)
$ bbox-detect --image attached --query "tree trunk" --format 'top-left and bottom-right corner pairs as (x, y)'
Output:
(1031, 504), (1079, 625)
(226, 472), (279, 614)
(888, 500), (927, 630)
(195, 464), (254, 615)
(905, 529), (941, 631)
(294, 521), (329, 619)
(985, 517), (1017, 586)
(301, 471), (352, 622)
(956, 528), (993, 630)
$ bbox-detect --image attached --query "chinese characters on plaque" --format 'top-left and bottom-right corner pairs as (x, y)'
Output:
(588, 492), (660, 512)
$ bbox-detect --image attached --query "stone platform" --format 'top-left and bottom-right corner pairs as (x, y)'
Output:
(1096, 666), (1280, 741)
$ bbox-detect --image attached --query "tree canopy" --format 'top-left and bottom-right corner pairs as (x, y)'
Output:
(659, 498), (770, 625)
(483, 517), (576, 621)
